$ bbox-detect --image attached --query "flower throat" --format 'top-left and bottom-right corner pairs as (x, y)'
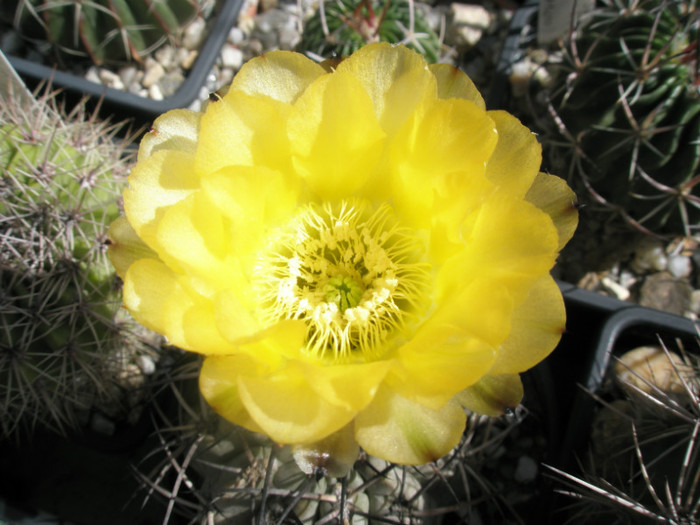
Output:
(254, 200), (429, 361)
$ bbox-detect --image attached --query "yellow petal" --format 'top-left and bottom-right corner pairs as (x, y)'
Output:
(485, 110), (541, 199)
(428, 170), (495, 260)
(231, 49), (326, 104)
(489, 274), (566, 375)
(438, 194), (558, 304)
(107, 217), (158, 280)
(526, 172), (579, 250)
(138, 108), (201, 161)
(195, 90), (293, 177)
(389, 98), (497, 228)
(292, 423), (359, 478)
(354, 385), (466, 465)
(201, 165), (299, 236)
(155, 192), (234, 289)
(429, 63), (485, 109)
(121, 256), (236, 354)
(391, 335), (495, 409)
(122, 257), (179, 335)
(288, 72), (386, 200)
(456, 374), (524, 416)
(162, 285), (238, 354)
(388, 278), (507, 408)
(232, 320), (308, 364)
(297, 360), (392, 412)
(214, 288), (264, 344)
(336, 42), (437, 136)
(200, 354), (265, 434)
(238, 363), (356, 445)
(123, 149), (199, 248)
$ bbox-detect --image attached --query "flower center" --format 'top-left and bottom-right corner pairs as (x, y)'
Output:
(324, 275), (364, 311)
(253, 200), (429, 361)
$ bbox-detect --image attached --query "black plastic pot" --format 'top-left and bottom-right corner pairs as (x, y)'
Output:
(557, 293), (699, 467)
(3, 0), (243, 127)
(526, 282), (698, 523)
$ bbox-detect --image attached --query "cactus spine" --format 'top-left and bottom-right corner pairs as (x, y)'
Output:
(137, 359), (534, 524)
(543, 0), (700, 237)
(0, 86), (159, 438)
(8, 0), (201, 65)
(297, 0), (441, 63)
(551, 342), (700, 523)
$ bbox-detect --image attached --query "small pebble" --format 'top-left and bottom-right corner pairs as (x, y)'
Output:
(278, 26), (300, 50)
(159, 71), (186, 97)
(183, 17), (206, 50)
(85, 66), (101, 85)
(632, 240), (668, 273)
(220, 44), (244, 69)
(137, 355), (156, 375)
(450, 3), (491, 27)
(513, 455), (538, 483)
(228, 26), (247, 45)
(98, 68), (124, 90)
(180, 49), (199, 69)
(154, 45), (177, 71)
(614, 346), (692, 397)
(668, 254), (692, 278)
(142, 59), (165, 88)
(148, 84), (164, 101)
(118, 65), (141, 87)
(601, 275), (630, 301)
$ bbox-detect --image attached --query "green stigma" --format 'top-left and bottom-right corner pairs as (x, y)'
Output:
(324, 275), (363, 311)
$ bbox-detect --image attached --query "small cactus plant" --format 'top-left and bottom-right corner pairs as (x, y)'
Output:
(0, 85), (160, 438)
(542, 0), (700, 237)
(296, 0), (442, 63)
(136, 357), (535, 524)
(8, 0), (201, 65)
(550, 341), (700, 524)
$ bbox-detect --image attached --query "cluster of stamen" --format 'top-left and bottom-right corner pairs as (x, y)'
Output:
(253, 201), (429, 360)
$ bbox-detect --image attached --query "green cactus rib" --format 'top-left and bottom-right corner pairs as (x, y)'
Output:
(547, 0), (700, 236)
(0, 88), (158, 438)
(10, 0), (200, 65)
(297, 0), (441, 63)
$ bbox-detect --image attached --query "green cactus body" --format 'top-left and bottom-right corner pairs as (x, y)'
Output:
(0, 89), (158, 438)
(148, 416), (428, 524)
(139, 364), (534, 525)
(10, 0), (201, 65)
(547, 0), (700, 236)
(297, 0), (441, 63)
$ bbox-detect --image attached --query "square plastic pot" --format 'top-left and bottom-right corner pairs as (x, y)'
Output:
(3, 0), (243, 127)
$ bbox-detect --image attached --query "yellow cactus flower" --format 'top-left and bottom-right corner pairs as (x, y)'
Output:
(109, 43), (577, 472)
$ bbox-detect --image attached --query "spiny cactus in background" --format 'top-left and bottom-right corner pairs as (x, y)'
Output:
(136, 357), (534, 524)
(8, 0), (201, 65)
(297, 0), (441, 63)
(0, 86), (161, 439)
(543, 0), (700, 237)
(550, 342), (700, 524)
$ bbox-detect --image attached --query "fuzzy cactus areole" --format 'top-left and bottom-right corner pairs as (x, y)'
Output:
(109, 43), (578, 471)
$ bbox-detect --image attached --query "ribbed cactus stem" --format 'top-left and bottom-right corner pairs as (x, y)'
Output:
(297, 0), (441, 63)
(9, 0), (201, 65)
(0, 85), (161, 438)
(542, 0), (700, 237)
